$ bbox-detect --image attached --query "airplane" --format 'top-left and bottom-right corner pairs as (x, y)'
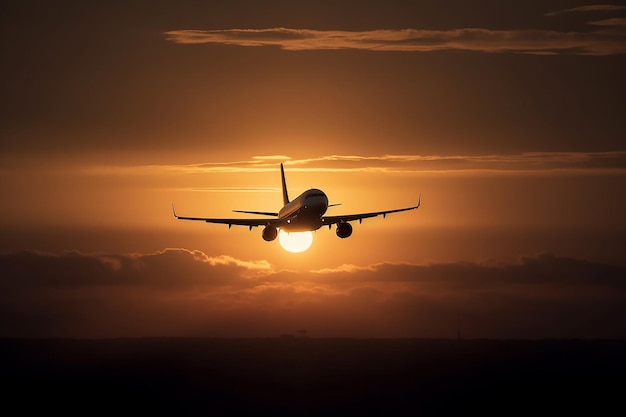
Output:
(172, 163), (421, 242)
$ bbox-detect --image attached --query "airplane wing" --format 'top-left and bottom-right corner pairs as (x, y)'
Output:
(172, 204), (285, 228)
(322, 195), (421, 225)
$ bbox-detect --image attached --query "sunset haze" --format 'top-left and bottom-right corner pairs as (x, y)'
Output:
(1, 0), (625, 338)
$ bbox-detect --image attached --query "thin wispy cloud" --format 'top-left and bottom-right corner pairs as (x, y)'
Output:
(184, 187), (281, 193)
(164, 5), (626, 55)
(164, 24), (626, 55)
(545, 4), (626, 16)
(590, 17), (626, 27)
(253, 155), (291, 161)
(284, 152), (626, 166)
(84, 151), (626, 177)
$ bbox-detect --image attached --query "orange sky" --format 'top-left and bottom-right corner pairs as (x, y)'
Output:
(1, 1), (625, 338)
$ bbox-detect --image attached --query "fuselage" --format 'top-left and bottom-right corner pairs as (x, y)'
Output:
(278, 188), (328, 232)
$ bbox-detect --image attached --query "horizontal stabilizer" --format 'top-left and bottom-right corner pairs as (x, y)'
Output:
(233, 210), (279, 217)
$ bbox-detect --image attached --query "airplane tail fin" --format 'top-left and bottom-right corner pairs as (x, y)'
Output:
(280, 163), (290, 205)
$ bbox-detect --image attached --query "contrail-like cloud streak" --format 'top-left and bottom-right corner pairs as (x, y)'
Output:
(164, 25), (626, 55)
(84, 151), (626, 177)
(545, 4), (626, 16)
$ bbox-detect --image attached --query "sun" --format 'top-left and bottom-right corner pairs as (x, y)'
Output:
(278, 230), (313, 253)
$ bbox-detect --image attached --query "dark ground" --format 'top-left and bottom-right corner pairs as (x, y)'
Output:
(2, 338), (624, 416)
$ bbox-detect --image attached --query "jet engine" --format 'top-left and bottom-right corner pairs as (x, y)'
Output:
(262, 225), (278, 241)
(336, 222), (353, 239)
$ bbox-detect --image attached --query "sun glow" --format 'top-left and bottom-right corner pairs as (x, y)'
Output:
(278, 230), (314, 253)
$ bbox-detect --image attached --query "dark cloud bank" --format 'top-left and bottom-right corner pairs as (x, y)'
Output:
(1, 249), (624, 338)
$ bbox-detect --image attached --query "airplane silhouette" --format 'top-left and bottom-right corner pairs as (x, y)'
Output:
(172, 163), (421, 241)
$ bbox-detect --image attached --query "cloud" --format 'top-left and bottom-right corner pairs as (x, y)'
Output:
(1, 249), (625, 338)
(85, 151), (626, 178)
(307, 254), (626, 292)
(545, 4), (626, 16)
(164, 25), (626, 55)
(252, 155), (291, 161)
(184, 187), (281, 193)
(283, 152), (626, 175)
(0, 248), (271, 290)
(590, 17), (626, 27)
